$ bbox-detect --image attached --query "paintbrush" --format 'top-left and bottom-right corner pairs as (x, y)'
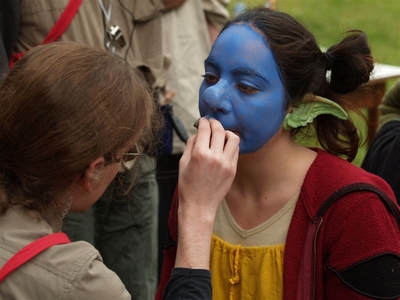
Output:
(193, 115), (213, 129)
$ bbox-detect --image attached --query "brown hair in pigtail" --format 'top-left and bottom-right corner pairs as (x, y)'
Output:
(315, 30), (374, 161)
(327, 30), (374, 95)
(315, 114), (360, 161)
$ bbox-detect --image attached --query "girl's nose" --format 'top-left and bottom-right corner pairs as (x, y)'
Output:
(202, 81), (232, 114)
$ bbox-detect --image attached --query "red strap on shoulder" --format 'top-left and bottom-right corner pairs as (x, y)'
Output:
(0, 232), (71, 283)
(43, 0), (83, 44)
(8, 52), (26, 69)
(8, 0), (82, 69)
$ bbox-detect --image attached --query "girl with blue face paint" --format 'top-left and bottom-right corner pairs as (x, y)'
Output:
(158, 7), (400, 300)
(199, 23), (286, 153)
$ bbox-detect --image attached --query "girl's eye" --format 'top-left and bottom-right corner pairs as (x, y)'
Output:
(237, 83), (258, 94)
(203, 74), (218, 84)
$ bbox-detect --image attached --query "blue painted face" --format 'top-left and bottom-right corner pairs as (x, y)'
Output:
(199, 24), (286, 153)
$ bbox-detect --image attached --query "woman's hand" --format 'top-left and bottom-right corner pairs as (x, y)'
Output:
(175, 118), (239, 269)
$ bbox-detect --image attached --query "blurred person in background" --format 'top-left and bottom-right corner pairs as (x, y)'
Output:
(157, 0), (230, 280)
(362, 79), (400, 204)
(0, 0), (20, 75)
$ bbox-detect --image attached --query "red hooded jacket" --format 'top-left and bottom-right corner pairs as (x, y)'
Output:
(156, 149), (400, 299)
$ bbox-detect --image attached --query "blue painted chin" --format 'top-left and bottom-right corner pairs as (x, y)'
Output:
(238, 139), (261, 154)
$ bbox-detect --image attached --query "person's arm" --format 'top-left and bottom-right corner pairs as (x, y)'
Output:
(175, 118), (239, 269)
(163, 118), (239, 299)
(202, 0), (230, 44)
(322, 191), (400, 299)
(207, 21), (219, 45)
(163, 268), (212, 300)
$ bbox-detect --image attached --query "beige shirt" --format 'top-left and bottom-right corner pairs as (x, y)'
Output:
(15, 0), (169, 172)
(161, 0), (230, 154)
(15, 0), (168, 89)
(213, 191), (300, 246)
(0, 205), (130, 299)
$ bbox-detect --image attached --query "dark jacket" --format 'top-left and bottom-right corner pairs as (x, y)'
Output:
(0, 0), (20, 74)
(362, 79), (400, 205)
(362, 120), (400, 204)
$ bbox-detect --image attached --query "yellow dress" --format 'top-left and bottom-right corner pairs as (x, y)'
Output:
(210, 235), (285, 300)
(211, 192), (299, 300)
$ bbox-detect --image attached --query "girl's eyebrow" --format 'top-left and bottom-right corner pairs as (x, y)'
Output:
(232, 68), (269, 83)
(204, 57), (218, 69)
(204, 58), (271, 86)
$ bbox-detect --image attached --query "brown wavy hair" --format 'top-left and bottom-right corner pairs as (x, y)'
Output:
(0, 42), (159, 215)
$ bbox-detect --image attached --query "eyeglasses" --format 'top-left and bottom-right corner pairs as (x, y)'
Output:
(106, 143), (142, 163)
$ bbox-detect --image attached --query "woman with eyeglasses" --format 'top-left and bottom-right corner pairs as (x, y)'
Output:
(0, 41), (240, 299)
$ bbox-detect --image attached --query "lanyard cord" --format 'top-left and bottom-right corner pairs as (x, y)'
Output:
(99, 0), (134, 63)
(98, 0), (113, 22)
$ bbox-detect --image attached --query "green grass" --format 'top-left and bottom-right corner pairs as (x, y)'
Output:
(229, 0), (400, 68)
(228, 0), (400, 165)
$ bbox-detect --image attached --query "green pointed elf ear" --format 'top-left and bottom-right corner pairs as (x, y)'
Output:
(283, 94), (348, 130)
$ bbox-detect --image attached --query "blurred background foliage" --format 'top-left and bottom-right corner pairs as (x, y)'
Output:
(228, 0), (400, 68)
(227, 0), (400, 165)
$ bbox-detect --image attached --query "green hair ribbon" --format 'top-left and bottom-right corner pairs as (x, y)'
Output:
(283, 94), (348, 130)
